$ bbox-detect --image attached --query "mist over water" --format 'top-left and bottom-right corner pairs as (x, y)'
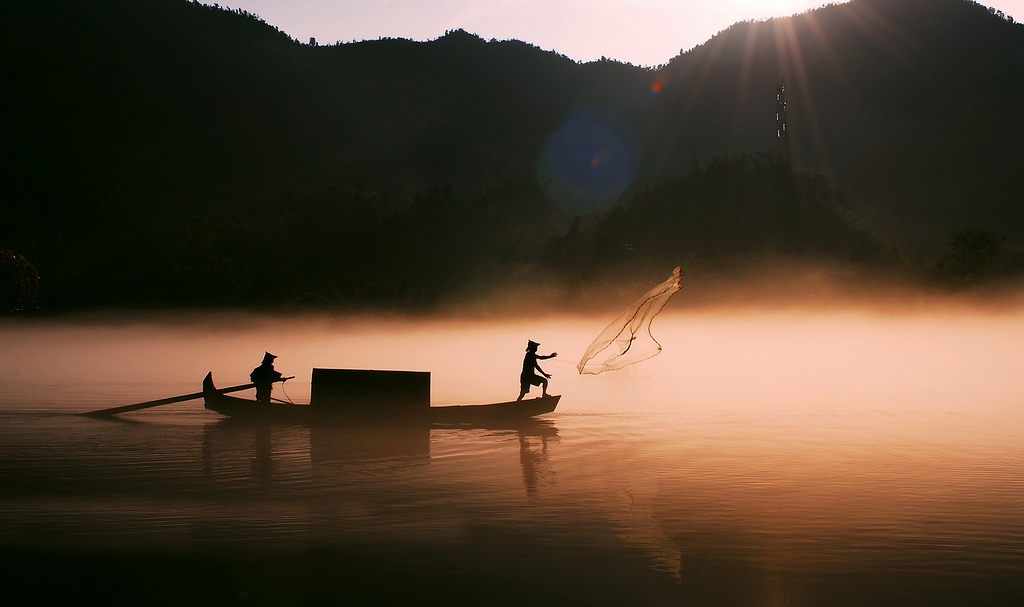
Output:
(1, 310), (1023, 604)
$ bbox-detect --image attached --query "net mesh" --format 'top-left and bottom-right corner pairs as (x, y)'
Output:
(577, 267), (682, 375)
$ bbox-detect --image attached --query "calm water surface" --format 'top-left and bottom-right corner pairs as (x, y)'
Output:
(1, 312), (1022, 605)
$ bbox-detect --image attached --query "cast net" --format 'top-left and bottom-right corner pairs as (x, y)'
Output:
(577, 267), (682, 375)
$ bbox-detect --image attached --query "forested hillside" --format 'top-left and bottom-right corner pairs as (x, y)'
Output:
(1, 0), (1022, 311)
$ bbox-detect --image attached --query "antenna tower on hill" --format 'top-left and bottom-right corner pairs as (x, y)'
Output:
(776, 75), (790, 161)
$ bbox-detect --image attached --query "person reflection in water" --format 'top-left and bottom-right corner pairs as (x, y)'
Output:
(250, 352), (283, 405)
(518, 340), (557, 401)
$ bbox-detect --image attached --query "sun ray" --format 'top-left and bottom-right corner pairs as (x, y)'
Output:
(836, 0), (915, 67)
(654, 27), (732, 176)
(677, 27), (732, 124)
(854, 0), (923, 55)
(730, 21), (762, 141)
(779, 17), (832, 176)
(801, 9), (854, 96)
(773, 18), (793, 100)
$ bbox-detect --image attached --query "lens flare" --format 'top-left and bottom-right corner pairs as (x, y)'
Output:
(536, 107), (640, 215)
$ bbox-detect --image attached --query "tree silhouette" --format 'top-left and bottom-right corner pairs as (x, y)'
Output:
(933, 228), (1018, 286)
(0, 250), (40, 312)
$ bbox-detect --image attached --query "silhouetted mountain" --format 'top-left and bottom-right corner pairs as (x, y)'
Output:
(1, 0), (1022, 310)
(646, 0), (1024, 247)
(1, 0), (645, 208)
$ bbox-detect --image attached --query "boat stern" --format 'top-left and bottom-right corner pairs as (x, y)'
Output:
(202, 372), (218, 411)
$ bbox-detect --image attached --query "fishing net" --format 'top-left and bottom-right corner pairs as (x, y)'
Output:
(577, 267), (682, 375)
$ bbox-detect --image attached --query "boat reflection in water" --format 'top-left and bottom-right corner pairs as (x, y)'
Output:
(201, 416), (559, 498)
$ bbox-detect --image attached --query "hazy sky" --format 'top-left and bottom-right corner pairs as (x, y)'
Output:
(220, 0), (1023, 66)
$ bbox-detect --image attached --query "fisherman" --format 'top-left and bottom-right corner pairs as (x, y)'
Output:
(518, 340), (557, 401)
(250, 352), (284, 404)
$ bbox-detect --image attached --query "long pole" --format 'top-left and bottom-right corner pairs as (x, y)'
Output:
(83, 377), (293, 417)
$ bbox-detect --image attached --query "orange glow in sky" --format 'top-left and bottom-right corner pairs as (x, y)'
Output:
(217, 0), (1023, 66)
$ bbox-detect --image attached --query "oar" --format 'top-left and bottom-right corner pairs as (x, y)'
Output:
(83, 377), (293, 417)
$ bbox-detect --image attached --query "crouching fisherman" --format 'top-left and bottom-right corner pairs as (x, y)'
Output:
(251, 352), (288, 404)
(518, 340), (557, 401)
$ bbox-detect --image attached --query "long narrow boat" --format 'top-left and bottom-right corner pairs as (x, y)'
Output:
(430, 396), (560, 423)
(202, 372), (559, 422)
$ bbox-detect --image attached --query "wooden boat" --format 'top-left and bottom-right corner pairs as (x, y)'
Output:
(202, 372), (310, 420)
(430, 395), (560, 424)
(202, 372), (559, 422)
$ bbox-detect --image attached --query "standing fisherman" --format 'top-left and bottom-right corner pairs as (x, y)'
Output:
(251, 352), (284, 404)
(518, 340), (557, 401)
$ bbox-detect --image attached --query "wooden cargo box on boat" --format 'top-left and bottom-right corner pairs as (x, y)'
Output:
(309, 368), (430, 416)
